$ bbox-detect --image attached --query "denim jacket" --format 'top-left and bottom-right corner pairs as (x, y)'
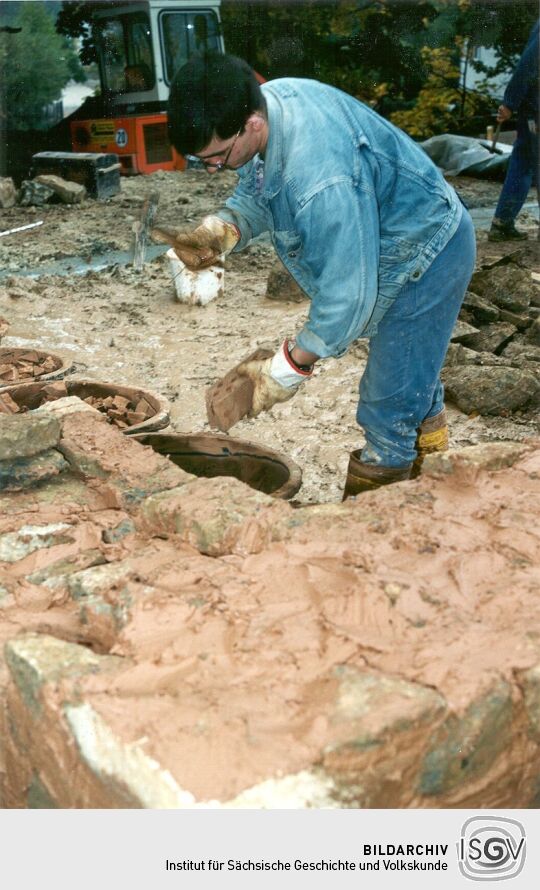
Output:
(218, 78), (462, 358)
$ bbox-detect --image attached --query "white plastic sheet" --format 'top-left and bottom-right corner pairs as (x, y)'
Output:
(420, 134), (512, 177)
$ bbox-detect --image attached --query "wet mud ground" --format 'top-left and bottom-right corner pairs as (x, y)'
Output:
(0, 170), (538, 503)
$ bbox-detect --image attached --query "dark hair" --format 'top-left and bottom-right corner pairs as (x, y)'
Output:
(167, 52), (265, 155)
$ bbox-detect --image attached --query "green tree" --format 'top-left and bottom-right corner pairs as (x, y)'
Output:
(55, 0), (539, 137)
(0, 1), (73, 129)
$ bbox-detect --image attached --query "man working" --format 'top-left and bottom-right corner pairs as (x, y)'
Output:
(162, 53), (476, 498)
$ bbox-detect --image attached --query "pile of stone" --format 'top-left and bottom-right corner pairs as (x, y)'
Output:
(0, 348), (59, 387)
(0, 392), (19, 415)
(0, 378), (157, 430)
(0, 174), (85, 208)
(0, 381), (65, 416)
(263, 256), (540, 418)
(81, 390), (157, 429)
(444, 259), (540, 415)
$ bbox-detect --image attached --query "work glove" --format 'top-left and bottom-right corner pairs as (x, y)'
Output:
(237, 339), (313, 417)
(151, 216), (240, 270)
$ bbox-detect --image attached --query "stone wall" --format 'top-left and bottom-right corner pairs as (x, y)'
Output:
(1, 401), (539, 807)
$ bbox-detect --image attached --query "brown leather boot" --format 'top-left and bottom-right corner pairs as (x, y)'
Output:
(342, 450), (412, 500)
(410, 408), (449, 479)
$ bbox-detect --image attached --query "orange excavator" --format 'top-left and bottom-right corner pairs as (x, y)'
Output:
(70, 1), (225, 175)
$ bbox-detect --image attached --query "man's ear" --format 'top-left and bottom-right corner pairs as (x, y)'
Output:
(246, 113), (266, 133)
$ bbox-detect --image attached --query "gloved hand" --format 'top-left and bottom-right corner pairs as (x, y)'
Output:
(237, 340), (313, 417)
(152, 216), (240, 270)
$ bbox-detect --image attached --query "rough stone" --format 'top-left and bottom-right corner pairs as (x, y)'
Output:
(0, 177), (17, 209)
(67, 560), (136, 600)
(422, 441), (531, 479)
(0, 413), (61, 461)
(322, 668), (446, 806)
(58, 411), (191, 505)
(265, 259), (307, 303)
(139, 476), (289, 556)
(444, 344), (512, 368)
(503, 341), (540, 363)
(469, 265), (533, 313)
(442, 365), (539, 414)
(63, 702), (196, 807)
(522, 665), (540, 741)
(35, 395), (100, 419)
(0, 448), (68, 491)
(444, 343), (486, 366)
(525, 316), (540, 347)
(34, 174), (86, 204)
(26, 549), (106, 588)
(461, 291), (500, 324)
(451, 319), (479, 343)
(419, 680), (513, 796)
(101, 518), (136, 544)
(0, 522), (74, 564)
(3, 634), (148, 808)
(1, 393), (540, 808)
(458, 321), (517, 354)
(497, 307), (532, 332)
(4, 634), (113, 717)
(27, 773), (58, 809)
(18, 180), (54, 207)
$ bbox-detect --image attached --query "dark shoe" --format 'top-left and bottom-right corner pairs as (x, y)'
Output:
(410, 408), (449, 479)
(488, 220), (528, 242)
(342, 451), (412, 500)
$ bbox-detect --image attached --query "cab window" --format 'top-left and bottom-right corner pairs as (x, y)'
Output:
(161, 11), (221, 84)
(97, 13), (155, 94)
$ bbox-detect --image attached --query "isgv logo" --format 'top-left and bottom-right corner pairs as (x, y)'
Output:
(458, 816), (526, 881)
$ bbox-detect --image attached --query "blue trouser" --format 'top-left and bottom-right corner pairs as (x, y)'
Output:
(358, 209), (476, 468)
(494, 116), (539, 223)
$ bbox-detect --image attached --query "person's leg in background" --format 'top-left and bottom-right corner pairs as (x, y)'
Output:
(489, 117), (536, 241)
(343, 210), (476, 498)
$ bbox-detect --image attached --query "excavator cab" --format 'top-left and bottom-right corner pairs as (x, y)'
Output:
(70, 1), (224, 174)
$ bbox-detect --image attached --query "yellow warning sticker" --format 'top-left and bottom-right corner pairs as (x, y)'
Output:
(89, 119), (115, 140)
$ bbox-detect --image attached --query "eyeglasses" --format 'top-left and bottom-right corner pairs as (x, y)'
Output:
(186, 128), (242, 171)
